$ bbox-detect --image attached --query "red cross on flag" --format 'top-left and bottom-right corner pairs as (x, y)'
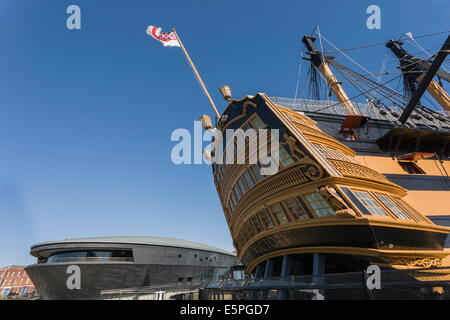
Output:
(146, 26), (180, 47)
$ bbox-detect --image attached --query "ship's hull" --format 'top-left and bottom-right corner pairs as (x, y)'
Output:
(240, 223), (448, 268)
(26, 262), (215, 300)
(212, 93), (450, 275)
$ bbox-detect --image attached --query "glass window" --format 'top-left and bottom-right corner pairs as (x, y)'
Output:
(278, 147), (295, 167)
(241, 122), (252, 131)
(243, 170), (255, 189)
(249, 115), (266, 129)
(283, 197), (311, 220)
(244, 221), (254, 241)
(394, 198), (422, 222)
(230, 190), (238, 207)
(398, 161), (425, 174)
(375, 194), (410, 220)
(351, 189), (389, 216)
(269, 203), (290, 225)
(237, 178), (248, 194)
(228, 196), (235, 211)
(47, 250), (133, 263)
(258, 208), (275, 229)
(304, 193), (335, 217)
(250, 164), (263, 182)
(341, 187), (370, 215)
(251, 215), (263, 233)
(233, 184), (242, 200)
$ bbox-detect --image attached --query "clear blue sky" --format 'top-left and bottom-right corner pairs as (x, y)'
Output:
(0, 0), (449, 266)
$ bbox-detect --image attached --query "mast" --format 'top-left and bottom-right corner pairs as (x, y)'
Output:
(398, 35), (450, 124)
(302, 36), (359, 116)
(172, 28), (221, 119)
(386, 38), (450, 112)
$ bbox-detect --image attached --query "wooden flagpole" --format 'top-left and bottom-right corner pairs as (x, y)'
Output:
(172, 28), (221, 119)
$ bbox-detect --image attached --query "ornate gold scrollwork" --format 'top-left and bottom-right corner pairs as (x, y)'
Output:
(221, 101), (258, 130)
(382, 256), (443, 268)
(318, 186), (357, 218)
(328, 159), (388, 182)
(281, 133), (324, 181)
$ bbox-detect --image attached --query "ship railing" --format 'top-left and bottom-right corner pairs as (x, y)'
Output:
(99, 280), (210, 298)
(204, 266), (450, 291)
(269, 96), (450, 132)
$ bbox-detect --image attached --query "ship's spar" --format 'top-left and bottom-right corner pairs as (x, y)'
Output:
(300, 31), (450, 130)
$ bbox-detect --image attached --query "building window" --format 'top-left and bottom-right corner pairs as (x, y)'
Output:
(250, 164), (263, 182)
(241, 122), (252, 131)
(249, 115), (266, 129)
(278, 147), (295, 168)
(398, 161), (425, 174)
(242, 170), (255, 189)
(375, 194), (410, 220)
(343, 188), (389, 216)
(251, 215), (263, 233)
(230, 193), (237, 210)
(392, 197), (422, 222)
(237, 178), (248, 194)
(47, 250), (133, 263)
(244, 220), (255, 241)
(258, 208), (275, 229)
(283, 197), (311, 220)
(233, 184), (242, 200)
(304, 193), (335, 217)
(269, 203), (290, 225)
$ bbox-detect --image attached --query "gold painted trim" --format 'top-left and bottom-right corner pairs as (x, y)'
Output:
(221, 101), (258, 131)
(245, 246), (450, 273)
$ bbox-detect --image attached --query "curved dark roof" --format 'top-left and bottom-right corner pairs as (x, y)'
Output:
(31, 236), (235, 256)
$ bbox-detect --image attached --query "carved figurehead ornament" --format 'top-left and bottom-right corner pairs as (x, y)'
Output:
(281, 133), (324, 181)
(318, 186), (357, 218)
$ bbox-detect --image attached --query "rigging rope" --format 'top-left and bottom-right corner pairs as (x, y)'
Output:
(322, 30), (450, 54)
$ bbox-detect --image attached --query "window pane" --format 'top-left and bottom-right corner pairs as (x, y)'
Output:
(394, 198), (422, 222)
(342, 188), (389, 217)
(269, 203), (290, 224)
(250, 115), (265, 129)
(237, 178), (248, 194)
(279, 147), (295, 168)
(341, 187), (371, 215)
(353, 191), (389, 216)
(233, 184), (242, 200)
(375, 194), (410, 220)
(284, 197), (311, 220)
(228, 196), (235, 211)
(398, 161), (425, 174)
(242, 122), (252, 131)
(304, 193), (335, 217)
(243, 170), (255, 189)
(258, 208), (275, 229)
(251, 215), (263, 233)
(250, 165), (263, 181)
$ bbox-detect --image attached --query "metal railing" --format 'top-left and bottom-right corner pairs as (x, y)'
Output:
(200, 267), (450, 300)
(98, 267), (450, 300)
(99, 280), (210, 300)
